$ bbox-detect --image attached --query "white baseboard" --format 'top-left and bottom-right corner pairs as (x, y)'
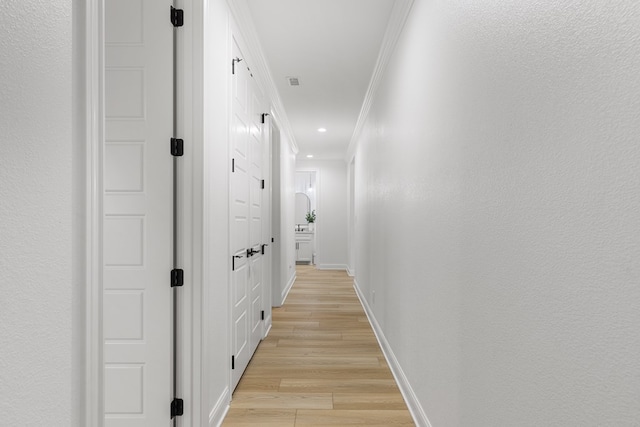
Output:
(353, 280), (433, 427)
(346, 266), (355, 277)
(316, 264), (348, 271)
(263, 316), (272, 338)
(279, 272), (296, 306)
(209, 387), (230, 427)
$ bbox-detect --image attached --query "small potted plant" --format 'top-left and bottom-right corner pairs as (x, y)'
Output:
(305, 210), (316, 231)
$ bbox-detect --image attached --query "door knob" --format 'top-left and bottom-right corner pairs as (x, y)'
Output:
(232, 253), (244, 271)
(247, 248), (260, 257)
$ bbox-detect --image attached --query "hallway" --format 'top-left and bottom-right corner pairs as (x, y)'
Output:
(5, 1), (640, 425)
(223, 266), (414, 426)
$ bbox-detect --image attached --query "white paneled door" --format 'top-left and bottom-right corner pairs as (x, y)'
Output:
(230, 38), (268, 391)
(248, 69), (265, 353)
(104, 0), (173, 425)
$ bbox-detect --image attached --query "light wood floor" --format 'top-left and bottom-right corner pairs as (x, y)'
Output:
(222, 265), (415, 426)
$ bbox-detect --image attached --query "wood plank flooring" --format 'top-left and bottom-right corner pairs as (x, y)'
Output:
(222, 266), (415, 426)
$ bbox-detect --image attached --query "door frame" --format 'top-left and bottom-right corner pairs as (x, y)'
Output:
(261, 109), (274, 333)
(85, 1), (104, 425)
(84, 1), (201, 425)
(227, 33), (252, 393)
(295, 168), (320, 265)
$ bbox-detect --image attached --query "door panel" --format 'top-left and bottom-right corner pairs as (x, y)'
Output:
(103, 0), (172, 425)
(248, 76), (265, 351)
(298, 241), (313, 262)
(230, 39), (253, 391)
(230, 38), (267, 391)
(261, 110), (273, 329)
(249, 83), (263, 250)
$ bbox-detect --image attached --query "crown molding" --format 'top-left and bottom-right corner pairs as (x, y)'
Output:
(226, 0), (299, 154)
(345, 0), (414, 162)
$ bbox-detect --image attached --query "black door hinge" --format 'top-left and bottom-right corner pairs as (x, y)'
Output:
(171, 269), (184, 287)
(271, 237), (274, 243)
(232, 57), (243, 75)
(171, 138), (184, 156)
(171, 398), (184, 418)
(170, 7), (184, 27)
(231, 355), (235, 369)
(261, 179), (265, 189)
(261, 310), (265, 320)
(232, 158), (235, 172)
(261, 113), (270, 124)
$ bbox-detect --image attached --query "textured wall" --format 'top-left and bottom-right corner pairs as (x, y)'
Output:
(354, 0), (640, 425)
(296, 159), (348, 269)
(0, 0), (74, 424)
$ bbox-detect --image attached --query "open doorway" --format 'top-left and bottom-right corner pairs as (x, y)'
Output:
(295, 171), (317, 265)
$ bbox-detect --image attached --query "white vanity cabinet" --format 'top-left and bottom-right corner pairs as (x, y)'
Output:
(295, 232), (314, 264)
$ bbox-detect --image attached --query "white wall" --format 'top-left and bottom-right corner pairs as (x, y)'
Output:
(353, 1), (640, 426)
(271, 123), (297, 307)
(271, 124), (283, 306)
(0, 0), (83, 424)
(279, 133), (297, 303)
(297, 159), (348, 270)
(347, 159), (356, 276)
(203, 0), (233, 423)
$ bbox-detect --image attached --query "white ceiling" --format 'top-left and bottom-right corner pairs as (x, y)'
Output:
(247, 0), (396, 160)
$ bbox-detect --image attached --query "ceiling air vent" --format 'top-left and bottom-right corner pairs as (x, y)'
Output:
(286, 76), (300, 86)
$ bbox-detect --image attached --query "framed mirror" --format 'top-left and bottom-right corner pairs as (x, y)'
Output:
(295, 192), (310, 225)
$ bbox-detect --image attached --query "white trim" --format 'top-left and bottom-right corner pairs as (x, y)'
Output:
(346, 266), (355, 277)
(225, 0), (298, 154)
(317, 264), (348, 271)
(209, 387), (231, 427)
(85, 0), (104, 425)
(279, 273), (296, 306)
(178, 1), (203, 425)
(263, 317), (273, 338)
(345, 0), (414, 163)
(353, 279), (433, 427)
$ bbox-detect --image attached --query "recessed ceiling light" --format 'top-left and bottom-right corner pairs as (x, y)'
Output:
(317, 128), (327, 133)
(306, 154), (314, 158)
